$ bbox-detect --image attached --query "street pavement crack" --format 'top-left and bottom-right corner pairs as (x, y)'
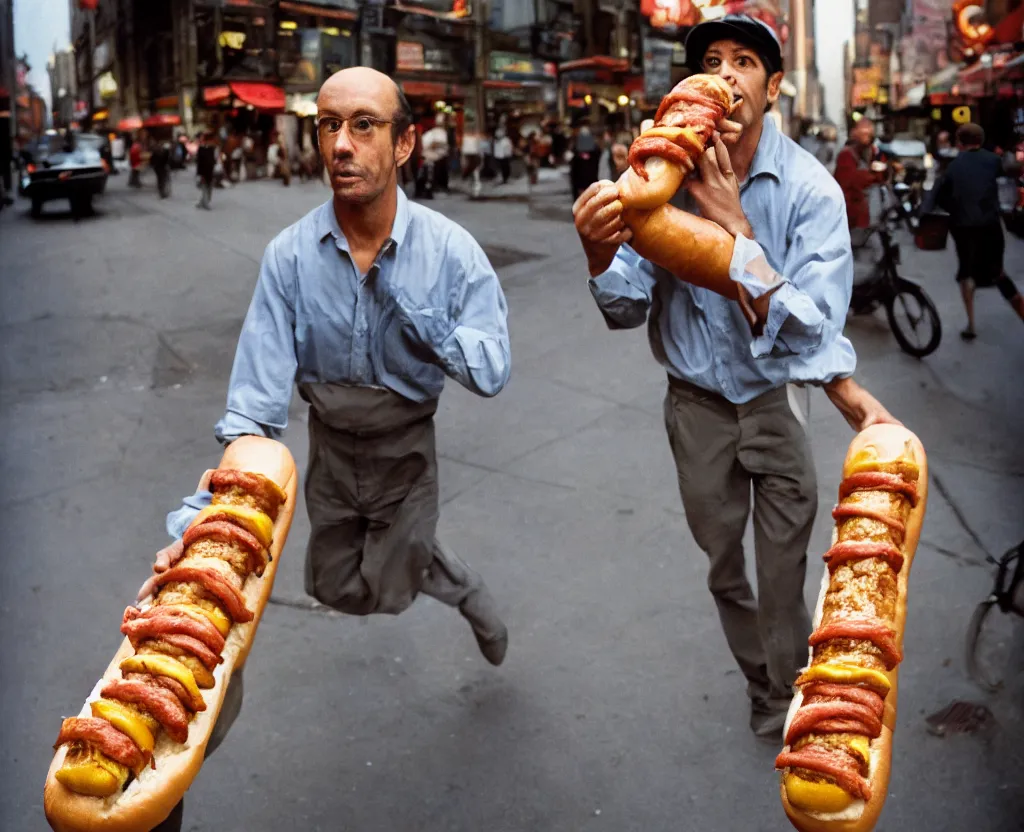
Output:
(930, 469), (994, 561)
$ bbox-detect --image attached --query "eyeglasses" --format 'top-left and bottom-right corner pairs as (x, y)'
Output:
(315, 114), (393, 140)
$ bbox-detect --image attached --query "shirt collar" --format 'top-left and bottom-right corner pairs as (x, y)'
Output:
(316, 186), (412, 251)
(746, 116), (782, 183)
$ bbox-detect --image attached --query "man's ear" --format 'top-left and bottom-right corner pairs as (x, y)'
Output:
(395, 125), (415, 168)
(766, 71), (784, 108)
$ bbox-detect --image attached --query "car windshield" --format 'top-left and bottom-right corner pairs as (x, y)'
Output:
(35, 134), (102, 166)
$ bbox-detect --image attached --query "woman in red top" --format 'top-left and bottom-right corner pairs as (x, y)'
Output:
(834, 118), (885, 230)
(128, 135), (143, 188)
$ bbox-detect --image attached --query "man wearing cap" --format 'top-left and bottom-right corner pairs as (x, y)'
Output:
(572, 15), (899, 740)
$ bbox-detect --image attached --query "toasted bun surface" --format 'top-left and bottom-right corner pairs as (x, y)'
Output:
(44, 437), (297, 832)
(780, 425), (927, 832)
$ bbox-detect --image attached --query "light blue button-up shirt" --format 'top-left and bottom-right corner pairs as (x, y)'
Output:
(589, 116), (857, 404)
(213, 188), (511, 445)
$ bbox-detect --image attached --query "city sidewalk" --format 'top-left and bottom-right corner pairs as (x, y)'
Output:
(1, 175), (1021, 831)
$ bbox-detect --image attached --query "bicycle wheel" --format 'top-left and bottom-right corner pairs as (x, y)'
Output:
(965, 598), (1014, 692)
(886, 283), (942, 357)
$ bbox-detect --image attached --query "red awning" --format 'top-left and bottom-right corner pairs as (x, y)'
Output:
(228, 82), (285, 112)
(203, 83), (284, 111)
(993, 5), (1024, 44)
(558, 56), (631, 73)
(279, 0), (357, 20)
(203, 85), (231, 106)
(143, 113), (181, 128)
(117, 116), (143, 131)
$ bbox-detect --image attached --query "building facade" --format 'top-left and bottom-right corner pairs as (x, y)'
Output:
(48, 48), (78, 128)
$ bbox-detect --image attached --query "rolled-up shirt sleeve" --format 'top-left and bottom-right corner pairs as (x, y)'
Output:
(391, 234), (511, 398)
(729, 184), (853, 359)
(214, 241), (298, 444)
(165, 489), (212, 540)
(588, 244), (656, 330)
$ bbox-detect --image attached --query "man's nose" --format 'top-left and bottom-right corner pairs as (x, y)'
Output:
(715, 61), (738, 86)
(332, 127), (356, 156)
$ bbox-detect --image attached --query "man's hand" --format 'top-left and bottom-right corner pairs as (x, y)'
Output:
(824, 376), (903, 433)
(686, 135), (752, 239)
(716, 117), (743, 146)
(573, 181), (632, 277)
(136, 538), (185, 604)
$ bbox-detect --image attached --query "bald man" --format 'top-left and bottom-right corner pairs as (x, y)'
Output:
(145, 68), (511, 831)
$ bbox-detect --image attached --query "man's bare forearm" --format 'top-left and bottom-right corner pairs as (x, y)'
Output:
(824, 376), (902, 432)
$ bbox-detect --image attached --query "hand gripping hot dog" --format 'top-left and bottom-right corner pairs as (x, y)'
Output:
(616, 74), (739, 298)
(44, 437), (297, 832)
(777, 424), (928, 832)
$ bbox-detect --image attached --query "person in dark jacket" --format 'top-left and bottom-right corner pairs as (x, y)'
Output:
(150, 141), (171, 198)
(195, 132), (218, 210)
(569, 123), (601, 202)
(936, 122), (1024, 339)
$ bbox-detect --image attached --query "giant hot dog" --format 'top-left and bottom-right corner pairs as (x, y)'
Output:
(44, 436), (297, 832)
(777, 424), (928, 832)
(616, 74), (739, 298)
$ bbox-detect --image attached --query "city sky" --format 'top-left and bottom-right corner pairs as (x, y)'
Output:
(14, 0), (71, 109)
(815, 3), (855, 125)
(13, 1), (853, 123)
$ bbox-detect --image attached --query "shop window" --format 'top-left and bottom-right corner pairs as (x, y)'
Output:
(214, 13), (276, 80)
(322, 30), (356, 78)
(279, 15), (319, 85)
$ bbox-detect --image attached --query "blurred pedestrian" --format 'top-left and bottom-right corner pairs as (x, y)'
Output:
(936, 122), (1024, 339)
(569, 122), (600, 201)
(598, 140), (629, 182)
(834, 117), (886, 235)
(128, 135), (143, 188)
(419, 114), (449, 199)
(814, 124), (837, 171)
(151, 141), (171, 199)
(195, 132), (217, 210)
(493, 127), (513, 184)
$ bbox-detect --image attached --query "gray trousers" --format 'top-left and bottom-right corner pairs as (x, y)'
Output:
(663, 376), (816, 709)
(300, 382), (494, 630)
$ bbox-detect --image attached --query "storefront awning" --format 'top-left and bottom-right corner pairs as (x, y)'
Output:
(559, 56), (631, 73)
(993, 5), (1024, 44)
(926, 64), (962, 95)
(117, 116), (143, 132)
(143, 113), (181, 128)
(279, 1), (357, 21)
(203, 82), (286, 112)
(394, 2), (472, 23)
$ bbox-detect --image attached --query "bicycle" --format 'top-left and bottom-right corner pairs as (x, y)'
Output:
(965, 539), (1024, 692)
(849, 201), (943, 358)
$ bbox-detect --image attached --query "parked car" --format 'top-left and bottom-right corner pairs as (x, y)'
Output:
(19, 132), (109, 217)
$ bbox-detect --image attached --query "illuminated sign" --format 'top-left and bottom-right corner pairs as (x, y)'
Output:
(640, 0), (699, 29)
(953, 1), (994, 52)
(219, 31), (247, 50)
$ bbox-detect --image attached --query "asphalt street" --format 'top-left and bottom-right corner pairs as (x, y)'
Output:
(1, 168), (1022, 832)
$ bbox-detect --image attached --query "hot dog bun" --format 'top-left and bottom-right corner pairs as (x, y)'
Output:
(780, 424), (928, 832)
(615, 73), (737, 297)
(622, 203), (738, 299)
(44, 437), (298, 832)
